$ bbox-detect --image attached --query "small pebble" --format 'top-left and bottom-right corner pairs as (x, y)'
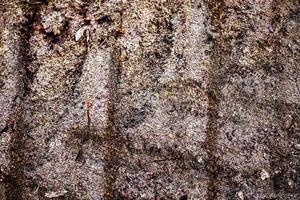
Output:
(294, 144), (300, 151)
(45, 190), (67, 198)
(75, 26), (88, 42)
(197, 157), (203, 163)
(237, 191), (244, 200)
(261, 169), (270, 180)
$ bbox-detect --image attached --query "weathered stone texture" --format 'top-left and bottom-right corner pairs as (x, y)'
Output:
(0, 0), (299, 199)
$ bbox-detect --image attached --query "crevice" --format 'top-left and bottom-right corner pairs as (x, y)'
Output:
(203, 1), (226, 200)
(269, 0), (293, 195)
(20, 2), (45, 98)
(103, 8), (124, 198)
(103, 46), (123, 199)
(0, 123), (9, 135)
(5, 2), (46, 200)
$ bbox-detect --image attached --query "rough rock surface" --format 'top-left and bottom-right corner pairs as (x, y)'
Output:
(0, 0), (299, 199)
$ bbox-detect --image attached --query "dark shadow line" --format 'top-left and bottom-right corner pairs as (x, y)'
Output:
(203, 1), (226, 200)
(103, 5), (124, 196)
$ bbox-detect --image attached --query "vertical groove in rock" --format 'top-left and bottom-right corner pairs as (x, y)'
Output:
(270, 0), (299, 195)
(104, 47), (122, 199)
(6, 2), (45, 199)
(5, 7), (29, 200)
(4, 35), (24, 199)
(103, 6), (124, 199)
(204, 1), (226, 199)
(270, 0), (286, 195)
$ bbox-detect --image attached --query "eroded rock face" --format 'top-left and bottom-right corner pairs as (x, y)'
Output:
(0, 0), (299, 199)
